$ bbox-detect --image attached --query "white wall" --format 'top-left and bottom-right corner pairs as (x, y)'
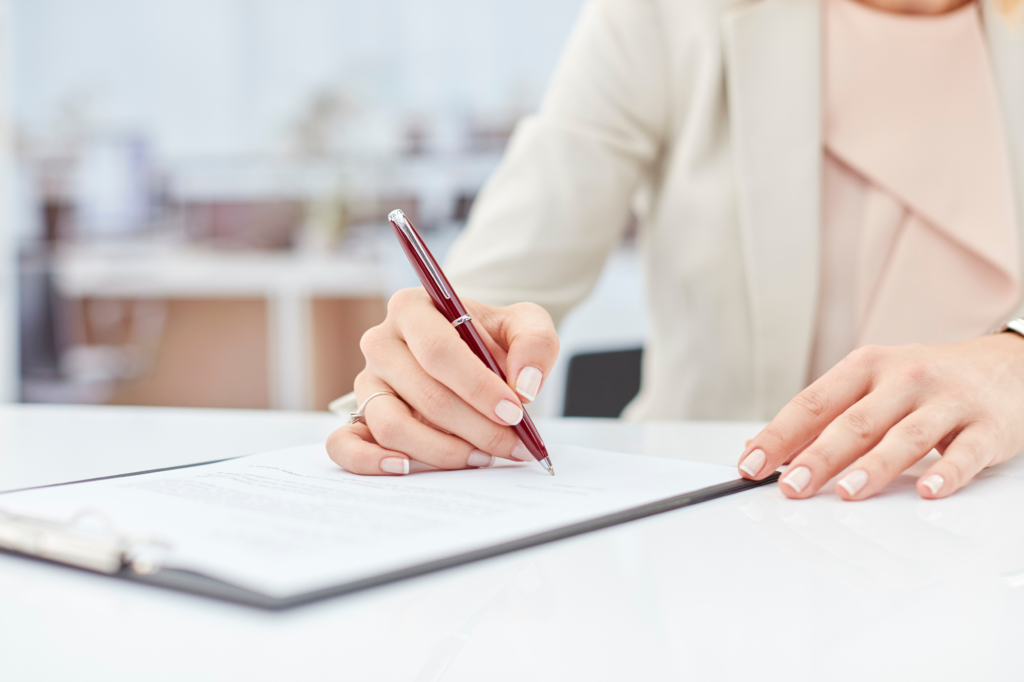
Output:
(10, 0), (586, 160)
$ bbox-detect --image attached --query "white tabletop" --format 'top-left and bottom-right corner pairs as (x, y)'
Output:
(1, 404), (1022, 681)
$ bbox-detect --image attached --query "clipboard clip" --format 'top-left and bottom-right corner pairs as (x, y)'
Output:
(0, 507), (168, 575)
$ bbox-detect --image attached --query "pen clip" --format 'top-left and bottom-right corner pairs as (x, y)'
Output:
(389, 210), (452, 300)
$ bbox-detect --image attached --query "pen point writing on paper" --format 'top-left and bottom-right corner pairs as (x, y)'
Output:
(548, 467), (555, 476)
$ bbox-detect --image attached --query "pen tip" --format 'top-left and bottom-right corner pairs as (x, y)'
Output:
(548, 467), (555, 476)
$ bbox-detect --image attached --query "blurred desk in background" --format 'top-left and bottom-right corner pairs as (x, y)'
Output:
(1, 404), (1022, 681)
(51, 241), (389, 410)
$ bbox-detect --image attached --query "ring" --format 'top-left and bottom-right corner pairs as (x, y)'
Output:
(350, 391), (399, 424)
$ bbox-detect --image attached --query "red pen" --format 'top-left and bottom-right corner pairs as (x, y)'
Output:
(388, 209), (555, 476)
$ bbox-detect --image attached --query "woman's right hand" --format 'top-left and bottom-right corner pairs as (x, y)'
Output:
(326, 288), (560, 475)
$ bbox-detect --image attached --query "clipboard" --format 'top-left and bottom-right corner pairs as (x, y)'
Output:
(0, 457), (779, 610)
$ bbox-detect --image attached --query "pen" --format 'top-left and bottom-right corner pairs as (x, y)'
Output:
(388, 209), (555, 476)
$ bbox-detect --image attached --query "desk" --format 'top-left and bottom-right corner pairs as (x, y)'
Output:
(1, 404), (1022, 681)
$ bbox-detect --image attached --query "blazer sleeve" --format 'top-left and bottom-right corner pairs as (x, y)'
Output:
(444, 0), (670, 324)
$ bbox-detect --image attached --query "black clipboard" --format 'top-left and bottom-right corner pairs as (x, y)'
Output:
(0, 458), (779, 610)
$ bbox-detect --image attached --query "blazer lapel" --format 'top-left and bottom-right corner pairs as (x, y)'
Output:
(722, 0), (823, 417)
(982, 0), (1024, 298)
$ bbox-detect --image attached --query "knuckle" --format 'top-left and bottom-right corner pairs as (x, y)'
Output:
(758, 424), (791, 449)
(792, 388), (831, 419)
(899, 359), (937, 387)
(465, 373), (496, 406)
(899, 419), (932, 453)
(867, 451), (900, 480)
(512, 300), (542, 314)
(481, 425), (511, 456)
(418, 381), (457, 422)
(841, 410), (874, 441)
(352, 369), (372, 393)
(387, 287), (420, 315)
(960, 437), (996, 468)
(435, 444), (468, 470)
(527, 331), (560, 358)
(416, 333), (452, 372)
(968, 406), (997, 429)
(804, 444), (843, 471)
(359, 325), (385, 358)
(848, 344), (885, 367)
(509, 301), (555, 324)
(942, 440), (991, 488)
(325, 426), (350, 457)
(944, 458), (971, 488)
(509, 300), (545, 318)
(368, 414), (402, 449)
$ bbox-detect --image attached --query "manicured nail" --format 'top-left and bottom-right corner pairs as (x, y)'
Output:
(515, 366), (543, 401)
(781, 466), (811, 494)
(922, 474), (944, 496)
(380, 457), (409, 475)
(739, 448), (766, 476)
(495, 399), (524, 425)
(467, 450), (494, 468)
(837, 469), (868, 497)
(511, 441), (531, 461)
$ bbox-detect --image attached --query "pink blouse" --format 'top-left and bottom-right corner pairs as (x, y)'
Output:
(809, 0), (1020, 381)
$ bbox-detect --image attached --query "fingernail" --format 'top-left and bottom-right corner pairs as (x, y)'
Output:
(838, 469), (868, 497)
(380, 457), (409, 475)
(781, 466), (811, 494)
(739, 448), (766, 476)
(511, 441), (531, 461)
(495, 399), (524, 425)
(922, 474), (944, 496)
(467, 450), (494, 468)
(515, 366), (543, 401)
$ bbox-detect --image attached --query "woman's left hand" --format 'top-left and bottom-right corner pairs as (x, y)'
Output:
(737, 334), (1024, 500)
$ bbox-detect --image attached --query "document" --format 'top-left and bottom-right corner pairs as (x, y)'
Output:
(0, 445), (739, 599)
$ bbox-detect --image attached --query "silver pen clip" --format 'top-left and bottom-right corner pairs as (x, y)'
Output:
(389, 209), (452, 300)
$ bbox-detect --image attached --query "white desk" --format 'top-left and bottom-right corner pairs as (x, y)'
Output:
(1, 404), (1022, 681)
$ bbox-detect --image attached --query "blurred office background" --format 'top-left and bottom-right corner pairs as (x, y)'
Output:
(2, 0), (647, 418)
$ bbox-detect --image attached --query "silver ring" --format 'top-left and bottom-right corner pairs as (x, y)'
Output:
(350, 391), (399, 424)
(452, 314), (472, 327)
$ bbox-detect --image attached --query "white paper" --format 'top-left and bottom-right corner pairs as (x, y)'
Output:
(0, 445), (739, 598)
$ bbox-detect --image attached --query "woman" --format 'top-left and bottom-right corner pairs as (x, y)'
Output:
(328, 0), (1024, 501)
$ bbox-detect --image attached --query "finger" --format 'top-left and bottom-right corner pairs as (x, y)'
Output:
(368, 338), (529, 461)
(740, 346), (883, 479)
(832, 404), (961, 500)
(775, 387), (915, 498)
(474, 301), (559, 403)
(326, 422), (413, 476)
(917, 426), (998, 499)
(387, 289), (525, 426)
(360, 382), (504, 471)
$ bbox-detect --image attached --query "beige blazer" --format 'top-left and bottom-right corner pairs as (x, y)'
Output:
(444, 0), (1024, 421)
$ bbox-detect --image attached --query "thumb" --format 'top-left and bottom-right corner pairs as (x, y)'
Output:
(475, 301), (559, 404)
